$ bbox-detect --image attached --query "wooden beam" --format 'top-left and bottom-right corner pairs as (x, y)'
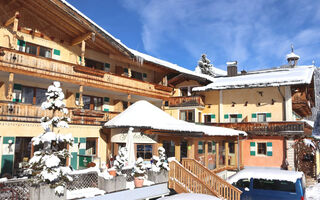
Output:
(4, 11), (19, 27)
(72, 32), (93, 46)
(79, 85), (84, 107)
(204, 141), (208, 168)
(216, 142), (219, 169)
(7, 72), (14, 100)
(225, 141), (229, 167)
(81, 40), (86, 66)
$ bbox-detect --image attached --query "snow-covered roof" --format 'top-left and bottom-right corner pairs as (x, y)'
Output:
(194, 65), (315, 91)
(58, 1), (215, 83)
(301, 119), (314, 128)
(228, 167), (304, 184)
(130, 49), (215, 82)
(104, 100), (246, 136)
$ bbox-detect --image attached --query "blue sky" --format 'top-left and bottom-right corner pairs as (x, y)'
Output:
(67, 0), (320, 72)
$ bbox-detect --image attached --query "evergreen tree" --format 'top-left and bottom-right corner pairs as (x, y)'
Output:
(151, 147), (169, 172)
(25, 81), (73, 196)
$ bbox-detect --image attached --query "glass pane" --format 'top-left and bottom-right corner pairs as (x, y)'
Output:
(258, 143), (266, 155)
(180, 111), (186, 121)
(86, 139), (96, 155)
(163, 140), (175, 158)
(35, 88), (47, 105)
(258, 114), (266, 122)
(131, 70), (143, 80)
(219, 142), (226, 166)
(25, 44), (37, 55)
(204, 115), (211, 123)
(187, 110), (195, 122)
(180, 87), (188, 96)
(93, 97), (102, 111)
(39, 46), (52, 58)
(21, 86), (34, 104)
(83, 96), (91, 109)
(230, 115), (238, 122)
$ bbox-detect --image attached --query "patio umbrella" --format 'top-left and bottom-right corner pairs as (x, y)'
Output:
(126, 127), (135, 168)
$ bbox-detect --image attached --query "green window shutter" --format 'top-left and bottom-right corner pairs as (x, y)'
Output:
(73, 137), (79, 144)
(237, 114), (242, 118)
(104, 63), (110, 71)
(224, 114), (229, 119)
(3, 137), (15, 144)
(250, 142), (256, 156)
(53, 49), (60, 56)
(143, 73), (147, 78)
(79, 56), (82, 62)
(17, 40), (26, 46)
(104, 97), (110, 102)
(80, 137), (86, 143)
(252, 113), (257, 118)
(266, 113), (272, 118)
(124, 68), (128, 73)
(211, 114), (216, 119)
(13, 84), (22, 90)
(103, 97), (110, 111)
(267, 142), (272, 156)
(212, 141), (216, 153)
(198, 141), (203, 154)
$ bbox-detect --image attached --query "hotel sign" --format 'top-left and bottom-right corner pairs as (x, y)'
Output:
(111, 129), (157, 143)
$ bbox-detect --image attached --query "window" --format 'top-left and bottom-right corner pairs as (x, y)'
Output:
(85, 58), (104, 71)
(17, 85), (47, 105)
(180, 110), (195, 122)
(204, 115), (212, 123)
(257, 143), (267, 155)
(230, 114), (238, 123)
(136, 144), (152, 159)
(234, 178), (250, 189)
(83, 95), (103, 111)
(180, 87), (188, 96)
(163, 140), (175, 158)
(257, 113), (267, 122)
(86, 138), (96, 155)
(131, 70), (143, 81)
(24, 43), (52, 58)
(229, 142), (235, 154)
(35, 88), (47, 105)
(21, 86), (34, 104)
(208, 142), (212, 153)
(253, 179), (296, 192)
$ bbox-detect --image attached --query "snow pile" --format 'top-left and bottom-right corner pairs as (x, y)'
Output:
(105, 100), (246, 137)
(133, 157), (147, 179)
(304, 139), (316, 148)
(25, 81), (73, 196)
(158, 193), (220, 200)
(306, 183), (320, 200)
(113, 147), (129, 174)
(194, 65), (315, 91)
(69, 166), (100, 175)
(66, 187), (105, 199)
(0, 178), (8, 183)
(228, 167), (304, 184)
(151, 147), (170, 172)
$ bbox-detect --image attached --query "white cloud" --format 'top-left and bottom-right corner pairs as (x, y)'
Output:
(121, 0), (320, 70)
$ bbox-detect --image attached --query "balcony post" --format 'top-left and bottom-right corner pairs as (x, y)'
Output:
(225, 141), (229, 167)
(127, 94), (131, 106)
(81, 40), (86, 66)
(204, 141), (208, 167)
(7, 72), (14, 100)
(216, 142), (219, 169)
(162, 75), (168, 86)
(79, 85), (84, 107)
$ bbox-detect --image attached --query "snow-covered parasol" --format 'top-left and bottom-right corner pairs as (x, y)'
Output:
(126, 127), (135, 168)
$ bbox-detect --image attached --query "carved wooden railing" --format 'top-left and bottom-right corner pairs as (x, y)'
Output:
(169, 160), (218, 196)
(0, 101), (119, 125)
(182, 158), (241, 200)
(168, 95), (205, 107)
(0, 47), (173, 98)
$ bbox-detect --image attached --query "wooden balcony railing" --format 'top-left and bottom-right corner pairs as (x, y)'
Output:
(168, 95), (205, 107)
(169, 160), (217, 195)
(292, 90), (312, 117)
(0, 101), (119, 125)
(182, 158), (241, 200)
(0, 47), (173, 99)
(209, 121), (309, 135)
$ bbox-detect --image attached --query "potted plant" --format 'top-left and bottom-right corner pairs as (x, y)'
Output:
(148, 147), (170, 184)
(133, 157), (147, 188)
(113, 147), (128, 175)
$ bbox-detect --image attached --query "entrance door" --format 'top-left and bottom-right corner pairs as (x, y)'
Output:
(14, 137), (32, 176)
(180, 141), (188, 161)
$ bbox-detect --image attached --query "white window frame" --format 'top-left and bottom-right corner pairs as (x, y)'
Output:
(256, 142), (267, 156)
(202, 113), (216, 123)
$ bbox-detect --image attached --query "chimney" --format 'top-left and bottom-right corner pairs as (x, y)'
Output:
(227, 61), (238, 77)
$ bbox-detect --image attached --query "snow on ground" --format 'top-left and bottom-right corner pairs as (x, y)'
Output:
(306, 183), (320, 200)
(158, 193), (220, 200)
(67, 187), (105, 199)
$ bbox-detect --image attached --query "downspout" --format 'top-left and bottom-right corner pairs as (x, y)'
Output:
(278, 87), (286, 121)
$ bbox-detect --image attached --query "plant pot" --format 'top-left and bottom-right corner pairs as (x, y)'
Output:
(108, 170), (117, 177)
(134, 177), (144, 188)
(98, 175), (126, 193)
(147, 170), (169, 184)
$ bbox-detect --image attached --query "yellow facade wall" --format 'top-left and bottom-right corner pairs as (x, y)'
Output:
(199, 90), (220, 123)
(222, 87), (284, 122)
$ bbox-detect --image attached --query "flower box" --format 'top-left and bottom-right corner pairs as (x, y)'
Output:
(98, 175), (126, 193)
(30, 184), (66, 200)
(147, 170), (168, 184)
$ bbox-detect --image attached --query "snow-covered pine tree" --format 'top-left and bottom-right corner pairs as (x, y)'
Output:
(25, 81), (73, 196)
(113, 147), (128, 174)
(133, 157), (147, 179)
(196, 54), (215, 76)
(151, 147), (170, 172)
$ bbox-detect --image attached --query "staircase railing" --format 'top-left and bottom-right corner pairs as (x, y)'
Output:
(168, 160), (218, 196)
(182, 158), (242, 200)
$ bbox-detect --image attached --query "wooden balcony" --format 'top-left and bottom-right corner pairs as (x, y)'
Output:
(0, 101), (119, 125)
(292, 88), (312, 117)
(0, 47), (173, 99)
(209, 121), (311, 136)
(168, 95), (205, 107)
